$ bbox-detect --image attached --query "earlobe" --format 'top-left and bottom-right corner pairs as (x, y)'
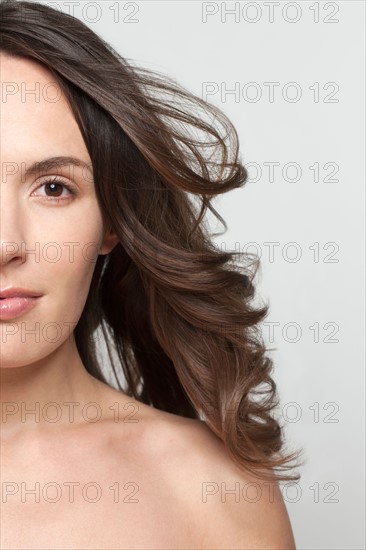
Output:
(99, 227), (119, 256)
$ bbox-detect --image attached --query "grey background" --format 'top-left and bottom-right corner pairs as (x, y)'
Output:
(30, 1), (365, 548)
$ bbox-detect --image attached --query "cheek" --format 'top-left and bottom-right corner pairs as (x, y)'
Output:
(0, 205), (105, 368)
(49, 240), (100, 323)
(43, 205), (104, 307)
(41, 206), (105, 325)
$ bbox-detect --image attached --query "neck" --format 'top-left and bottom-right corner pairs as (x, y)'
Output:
(0, 338), (104, 435)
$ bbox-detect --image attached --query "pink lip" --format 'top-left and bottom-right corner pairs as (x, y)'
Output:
(0, 288), (42, 321)
(0, 287), (42, 299)
(0, 296), (41, 321)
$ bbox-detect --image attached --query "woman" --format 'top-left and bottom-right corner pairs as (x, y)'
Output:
(0, 1), (301, 548)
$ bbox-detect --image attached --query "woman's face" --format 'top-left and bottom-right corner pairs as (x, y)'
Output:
(0, 54), (118, 368)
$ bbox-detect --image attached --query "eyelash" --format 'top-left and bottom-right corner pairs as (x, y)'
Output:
(32, 176), (78, 203)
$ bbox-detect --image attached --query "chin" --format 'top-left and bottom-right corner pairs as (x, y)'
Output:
(0, 341), (54, 369)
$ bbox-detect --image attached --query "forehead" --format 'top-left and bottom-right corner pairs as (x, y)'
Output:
(0, 54), (90, 166)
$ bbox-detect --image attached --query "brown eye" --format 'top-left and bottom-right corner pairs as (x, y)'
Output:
(45, 181), (64, 197)
(32, 177), (77, 203)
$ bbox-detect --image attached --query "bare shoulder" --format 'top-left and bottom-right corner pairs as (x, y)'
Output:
(137, 405), (297, 550)
(92, 382), (296, 549)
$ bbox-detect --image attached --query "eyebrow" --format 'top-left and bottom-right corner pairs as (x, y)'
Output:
(24, 156), (93, 179)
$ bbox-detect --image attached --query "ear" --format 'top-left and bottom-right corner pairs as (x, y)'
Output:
(99, 225), (119, 256)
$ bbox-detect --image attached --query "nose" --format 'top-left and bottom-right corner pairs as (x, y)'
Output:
(0, 184), (27, 268)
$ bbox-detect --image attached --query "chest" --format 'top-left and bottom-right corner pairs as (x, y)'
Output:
(0, 475), (194, 549)
(0, 448), (199, 549)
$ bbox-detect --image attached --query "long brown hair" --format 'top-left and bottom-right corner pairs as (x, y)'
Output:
(0, 0), (301, 482)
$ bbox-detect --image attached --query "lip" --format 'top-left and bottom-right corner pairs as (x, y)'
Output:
(0, 287), (42, 299)
(0, 296), (41, 321)
(0, 288), (42, 321)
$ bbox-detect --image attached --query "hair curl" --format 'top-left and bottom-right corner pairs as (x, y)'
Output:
(0, 0), (301, 482)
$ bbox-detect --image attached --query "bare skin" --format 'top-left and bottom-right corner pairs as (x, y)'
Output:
(1, 381), (296, 550)
(0, 53), (296, 549)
